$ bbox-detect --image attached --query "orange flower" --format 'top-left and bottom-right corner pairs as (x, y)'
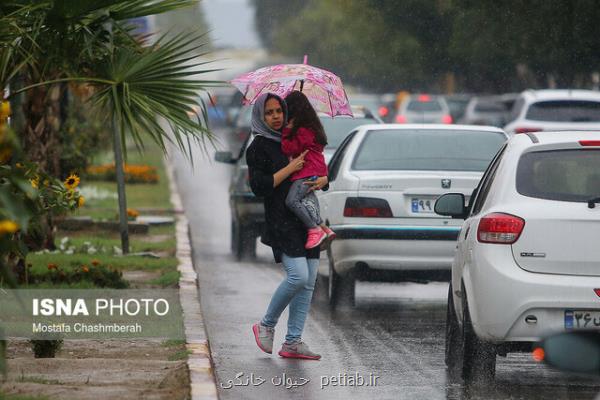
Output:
(47, 263), (58, 270)
(81, 265), (89, 273)
(91, 259), (100, 267)
(78, 195), (85, 208)
(127, 208), (140, 218)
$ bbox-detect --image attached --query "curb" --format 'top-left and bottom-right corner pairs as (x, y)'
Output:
(165, 157), (219, 400)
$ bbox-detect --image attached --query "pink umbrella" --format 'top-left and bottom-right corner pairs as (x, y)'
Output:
(230, 57), (353, 117)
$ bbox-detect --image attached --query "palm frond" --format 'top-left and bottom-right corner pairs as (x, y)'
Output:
(90, 30), (223, 163)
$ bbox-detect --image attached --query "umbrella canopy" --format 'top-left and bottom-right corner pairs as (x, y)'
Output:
(230, 63), (353, 117)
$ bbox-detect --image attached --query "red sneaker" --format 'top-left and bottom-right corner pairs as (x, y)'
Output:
(305, 227), (327, 249)
(278, 341), (321, 360)
(322, 226), (336, 241)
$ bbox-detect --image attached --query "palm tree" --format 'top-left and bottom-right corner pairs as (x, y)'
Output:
(1, 0), (219, 253)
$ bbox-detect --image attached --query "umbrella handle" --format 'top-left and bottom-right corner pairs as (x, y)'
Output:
(299, 79), (304, 92)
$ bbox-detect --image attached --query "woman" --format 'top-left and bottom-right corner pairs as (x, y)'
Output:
(246, 92), (328, 360)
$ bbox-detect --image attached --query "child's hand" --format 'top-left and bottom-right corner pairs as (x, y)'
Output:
(288, 150), (308, 173)
(304, 176), (328, 192)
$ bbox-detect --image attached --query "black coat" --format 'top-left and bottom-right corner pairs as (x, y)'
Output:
(246, 135), (321, 262)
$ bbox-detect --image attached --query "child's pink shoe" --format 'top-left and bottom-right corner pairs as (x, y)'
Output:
(305, 227), (327, 249)
(322, 226), (336, 241)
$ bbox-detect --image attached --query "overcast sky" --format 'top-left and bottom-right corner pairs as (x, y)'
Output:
(202, 0), (261, 49)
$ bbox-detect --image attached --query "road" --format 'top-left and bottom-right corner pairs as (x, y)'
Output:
(170, 127), (600, 400)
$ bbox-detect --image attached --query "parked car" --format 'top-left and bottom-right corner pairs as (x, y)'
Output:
(318, 124), (507, 307)
(214, 135), (262, 260)
(320, 105), (382, 163)
(459, 96), (509, 127)
(445, 94), (472, 122)
(394, 94), (453, 124)
(435, 131), (600, 383)
(227, 105), (253, 155)
(349, 93), (393, 121)
(504, 89), (600, 134)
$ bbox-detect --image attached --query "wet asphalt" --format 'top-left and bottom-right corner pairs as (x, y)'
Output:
(170, 129), (600, 400)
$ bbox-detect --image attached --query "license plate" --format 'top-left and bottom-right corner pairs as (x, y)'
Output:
(411, 198), (434, 214)
(565, 310), (600, 330)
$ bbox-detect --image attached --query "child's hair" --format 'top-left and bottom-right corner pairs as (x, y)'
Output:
(285, 91), (327, 146)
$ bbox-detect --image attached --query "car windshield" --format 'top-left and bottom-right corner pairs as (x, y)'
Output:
(406, 100), (443, 112)
(352, 129), (506, 171)
(525, 100), (600, 122)
(320, 116), (376, 149)
(517, 149), (600, 202)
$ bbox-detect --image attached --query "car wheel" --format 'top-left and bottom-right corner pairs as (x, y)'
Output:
(327, 248), (355, 308)
(461, 285), (496, 384)
(445, 284), (463, 381)
(231, 219), (256, 260)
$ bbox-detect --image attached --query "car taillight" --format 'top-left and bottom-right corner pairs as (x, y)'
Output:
(395, 114), (407, 123)
(579, 140), (600, 147)
(378, 106), (389, 117)
(442, 114), (453, 124)
(344, 197), (393, 218)
(515, 127), (542, 134)
(477, 213), (525, 244)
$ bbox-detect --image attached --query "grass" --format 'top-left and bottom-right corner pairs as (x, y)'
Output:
(167, 349), (192, 361)
(0, 395), (51, 400)
(73, 140), (173, 221)
(16, 376), (63, 385)
(149, 270), (181, 287)
(162, 339), (186, 347)
(56, 228), (176, 255)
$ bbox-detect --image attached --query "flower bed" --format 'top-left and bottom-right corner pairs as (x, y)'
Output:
(86, 164), (159, 184)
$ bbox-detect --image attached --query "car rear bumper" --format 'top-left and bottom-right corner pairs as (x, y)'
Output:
(329, 225), (460, 275)
(464, 245), (600, 343)
(231, 193), (264, 223)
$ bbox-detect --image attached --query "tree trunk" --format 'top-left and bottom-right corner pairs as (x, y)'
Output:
(21, 81), (65, 251)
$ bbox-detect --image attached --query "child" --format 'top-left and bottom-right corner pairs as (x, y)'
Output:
(282, 91), (335, 249)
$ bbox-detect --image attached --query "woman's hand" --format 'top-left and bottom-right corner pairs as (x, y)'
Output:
(304, 176), (328, 192)
(287, 150), (308, 173)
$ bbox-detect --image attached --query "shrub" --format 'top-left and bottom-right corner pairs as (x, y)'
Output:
(30, 262), (129, 288)
(29, 334), (63, 358)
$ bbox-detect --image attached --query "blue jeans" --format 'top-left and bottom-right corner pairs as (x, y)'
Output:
(261, 253), (319, 343)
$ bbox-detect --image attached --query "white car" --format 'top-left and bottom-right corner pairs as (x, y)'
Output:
(318, 124), (508, 306)
(435, 131), (600, 383)
(320, 105), (382, 164)
(394, 95), (453, 124)
(504, 89), (600, 134)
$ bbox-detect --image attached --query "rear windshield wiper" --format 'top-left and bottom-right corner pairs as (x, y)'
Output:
(587, 196), (600, 208)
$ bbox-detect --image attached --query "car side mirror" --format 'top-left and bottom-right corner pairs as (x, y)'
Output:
(434, 193), (467, 219)
(214, 151), (236, 164)
(539, 332), (600, 375)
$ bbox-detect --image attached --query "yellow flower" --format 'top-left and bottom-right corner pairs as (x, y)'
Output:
(66, 189), (75, 200)
(0, 220), (18, 235)
(0, 101), (10, 119)
(15, 162), (24, 169)
(64, 174), (80, 190)
(43, 179), (49, 187)
(77, 195), (85, 208)
(30, 177), (39, 189)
